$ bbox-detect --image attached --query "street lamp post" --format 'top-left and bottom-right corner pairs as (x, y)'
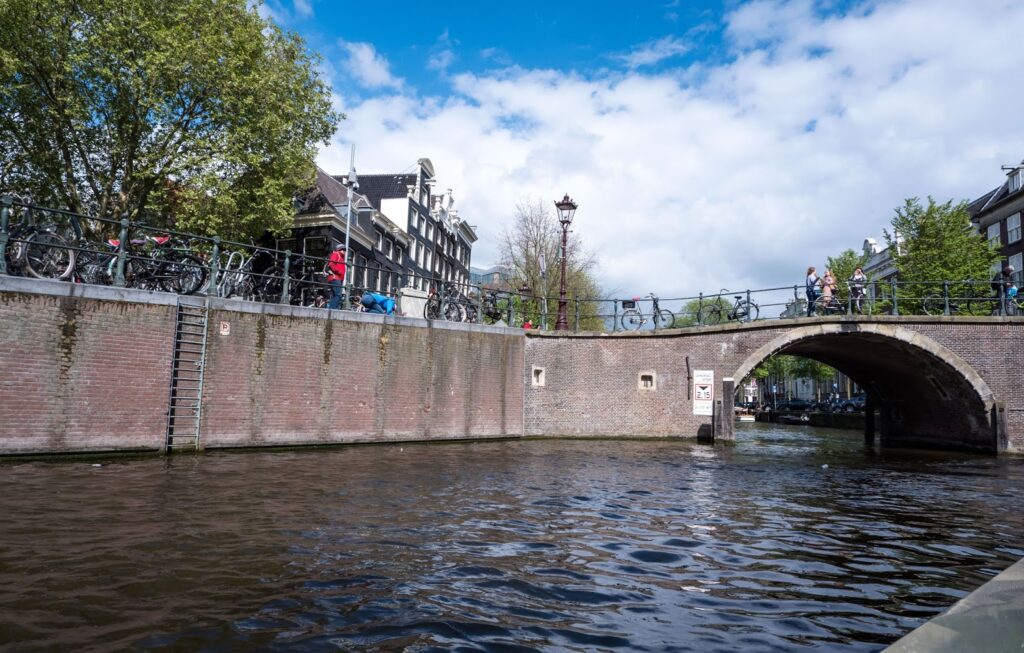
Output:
(554, 194), (577, 331)
(342, 145), (358, 309)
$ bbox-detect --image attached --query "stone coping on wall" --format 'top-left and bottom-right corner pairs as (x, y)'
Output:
(884, 556), (1024, 652)
(0, 275), (525, 337)
(527, 313), (1024, 339)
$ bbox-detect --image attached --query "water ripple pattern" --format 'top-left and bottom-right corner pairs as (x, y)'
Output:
(1, 424), (1022, 651)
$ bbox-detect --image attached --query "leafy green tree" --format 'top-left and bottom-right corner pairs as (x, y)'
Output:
(884, 197), (999, 303)
(826, 248), (869, 303)
(0, 0), (340, 239)
(673, 296), (729, 327)
(748, 355), (839, 403)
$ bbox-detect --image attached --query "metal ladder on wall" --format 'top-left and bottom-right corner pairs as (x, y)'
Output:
(165, 297), (210, 453)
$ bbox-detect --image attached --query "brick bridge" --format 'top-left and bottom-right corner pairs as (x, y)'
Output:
(524, 316), (1024, 454)
(2, 276), (1022, 455)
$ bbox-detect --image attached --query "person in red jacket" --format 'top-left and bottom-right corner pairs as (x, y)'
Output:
(327, 243), (347, 309)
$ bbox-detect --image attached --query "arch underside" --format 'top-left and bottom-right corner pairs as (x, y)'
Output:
(736, 326), (998, 453)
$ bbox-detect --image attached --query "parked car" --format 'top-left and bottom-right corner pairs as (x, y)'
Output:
(776, 399), (812, 411)
(809, 400), (834, 412)
(838, 395), (867, 413)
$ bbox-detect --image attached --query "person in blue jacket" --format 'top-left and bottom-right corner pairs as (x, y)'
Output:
(360, 292), (396, 315)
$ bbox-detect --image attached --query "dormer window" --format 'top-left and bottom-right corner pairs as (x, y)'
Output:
(1010, 169), (1023, 194)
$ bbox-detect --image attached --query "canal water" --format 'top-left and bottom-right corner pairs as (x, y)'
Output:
(1, 423), (1022, 652)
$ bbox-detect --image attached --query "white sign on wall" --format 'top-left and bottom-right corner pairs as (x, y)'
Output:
(693, 370), (714, 416)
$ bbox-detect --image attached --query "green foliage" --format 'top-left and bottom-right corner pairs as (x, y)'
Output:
(0, 0), (341, 239)
(884, 197), (1000, 302)
(748, 355), (839, 401)
(674, 296), (729, 327)
(826, 248), (869, 301)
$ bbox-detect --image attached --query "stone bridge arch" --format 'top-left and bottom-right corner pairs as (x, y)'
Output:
(729, 323), (1004, 452)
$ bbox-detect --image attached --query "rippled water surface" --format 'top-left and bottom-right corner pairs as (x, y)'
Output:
(2, 424), (1023, 652)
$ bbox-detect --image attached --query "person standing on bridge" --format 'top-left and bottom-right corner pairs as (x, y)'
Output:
(849, 266), (868, 314)
(805, 266), (820, 316)
(821, 269), (838, 312)
(326, 243), (347, 310)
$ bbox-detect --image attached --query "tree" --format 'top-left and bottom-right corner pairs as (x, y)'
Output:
(884, 197), (999, 302)
(826, 248), (869, 303)
(748, 355), (839, 403)
(0, 0), (340, 239)
(674, 296), (730, 327)
(498, 199), (603, 330)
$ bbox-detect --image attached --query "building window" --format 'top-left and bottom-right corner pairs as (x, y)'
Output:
(384, 239), (393, 260)
(375, 230), (383, 250)
(638, 372), (657, 391)
(987, 223), (1001, 247)
(396, 245), (404, 264)
(532, 366), (546, 387)
(1011, 170), (1023, 194)
(1008, 213), (1022, 244)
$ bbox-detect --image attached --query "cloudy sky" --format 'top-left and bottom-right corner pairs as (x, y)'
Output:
(262, 0), (1024, 298)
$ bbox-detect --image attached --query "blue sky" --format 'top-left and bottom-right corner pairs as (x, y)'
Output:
(271, 1), (730, 93)
(260, 0), (1024, 297)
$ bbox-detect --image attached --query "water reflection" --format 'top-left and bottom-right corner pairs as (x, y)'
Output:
(1, 424), (1022, 651)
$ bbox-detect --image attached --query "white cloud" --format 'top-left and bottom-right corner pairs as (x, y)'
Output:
(339, 40), (403, 89)
(616, 35), (691, 69)
(293, 0), (312, 18)
(319, 0), (1024, 306)
(428, 29), (457, 72)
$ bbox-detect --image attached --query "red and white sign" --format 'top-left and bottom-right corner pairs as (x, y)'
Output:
(693, 370), (714, 416)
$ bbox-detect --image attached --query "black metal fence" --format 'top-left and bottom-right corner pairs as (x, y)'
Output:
(2, 196), (1021, 331)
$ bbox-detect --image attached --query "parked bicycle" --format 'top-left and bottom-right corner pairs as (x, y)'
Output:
(424, 282), (464, 321)
(620, 293), (675, 330)
(921, 284), (1017, 316)
(814, 294), (844, 316)
(699, 291), (759, 324)
(3, 199), (76, 280)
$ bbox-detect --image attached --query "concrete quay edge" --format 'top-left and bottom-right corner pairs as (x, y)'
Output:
(884, 556), (1024, 652)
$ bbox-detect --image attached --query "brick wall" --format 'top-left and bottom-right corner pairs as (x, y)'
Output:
(0, 277), (524, 455)
(3, 276), (1022, 456)
(0, 288), (175, 454)
(200, 306), (525, 448)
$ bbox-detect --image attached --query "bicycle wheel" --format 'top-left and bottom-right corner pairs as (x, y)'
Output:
(813, 296), (833, 315)
(443, 300), (464, 322)
(257, 266), (284, 302)
(736, 300), (759, 322)
(464, 302), (478, 324)
(922, 295), (946, 316)
(620, 308), (643, 330)
(160, 253), (207, 295)
(655, 308), (675, 329)
(24, 231), (75, 279)
(699, 305), (722, 325)
(424, 298), (440, 320)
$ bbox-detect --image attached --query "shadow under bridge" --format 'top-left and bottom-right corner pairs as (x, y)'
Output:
(732, 323), (1004, 453)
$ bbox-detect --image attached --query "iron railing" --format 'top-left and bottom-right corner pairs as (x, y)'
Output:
(2, 196), (1021, 331)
